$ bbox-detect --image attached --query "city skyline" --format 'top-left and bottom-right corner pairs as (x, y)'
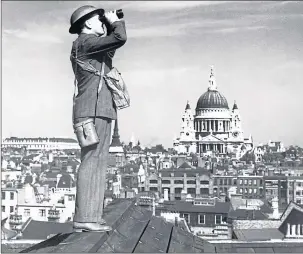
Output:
(2, 1), (303, 148)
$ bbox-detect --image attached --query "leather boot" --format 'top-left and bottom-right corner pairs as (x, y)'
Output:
(73, 222), (112, 232)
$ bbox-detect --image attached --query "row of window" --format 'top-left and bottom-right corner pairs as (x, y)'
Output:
(239, 179), (261, 185)
(181, 213), (223, 225)
(214, 179), (237, 186)
(1, 192), (15, 200)
(2, 206), (14, 213)
(239, 188), (259, 194)
(149, 187), (209, 194)
(150, 180), (209, 185)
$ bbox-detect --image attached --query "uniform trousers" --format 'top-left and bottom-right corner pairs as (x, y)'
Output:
(73, 116), (112, 223)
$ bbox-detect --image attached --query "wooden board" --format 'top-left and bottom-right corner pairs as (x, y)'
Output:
(133, 216), (173, 253)
(96, 206), (152, 253)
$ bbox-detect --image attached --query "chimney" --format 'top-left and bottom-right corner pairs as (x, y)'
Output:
(44, 185), (49, 200)
(48, 152), (53, 163)
(24, 183), (35, 203)
(272, 196), (280, 219)
(164, 189), (169, 201)
(152, 197), (155, 216)
(181, 189), (187, 200)
(56, 174), (62, 187)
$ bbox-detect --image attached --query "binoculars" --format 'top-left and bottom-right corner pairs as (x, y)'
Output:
(100, 9), (124, 35)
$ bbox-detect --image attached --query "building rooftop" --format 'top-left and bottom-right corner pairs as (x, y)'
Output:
(158, 200), (231, 214)
(20, 199), (215, 253)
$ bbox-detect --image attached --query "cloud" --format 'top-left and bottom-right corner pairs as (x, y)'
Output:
(121, 1), (230, 12)
(3, 28), (63, 44)
(209, 26), (271, 34)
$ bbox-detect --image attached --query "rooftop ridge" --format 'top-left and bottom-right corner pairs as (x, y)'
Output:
(20, 199), (215, 253)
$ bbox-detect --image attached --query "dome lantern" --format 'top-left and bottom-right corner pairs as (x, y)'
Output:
(208, 65), (217, 91)
(196, 66), (229, 110)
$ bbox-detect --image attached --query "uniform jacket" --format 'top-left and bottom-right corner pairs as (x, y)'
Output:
(70, 20), (127, 121)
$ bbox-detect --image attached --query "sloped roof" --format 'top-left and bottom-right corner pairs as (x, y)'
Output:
(20, 199), (216, 253)
(21, 220), (73, 240)
(178, 161), (192, 169)
(228, 209), (268, 220)
(57, 174), (75, 188)
(233, 228), (284, 241)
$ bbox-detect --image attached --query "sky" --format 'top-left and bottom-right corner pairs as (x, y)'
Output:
(2, 1), (303, 148)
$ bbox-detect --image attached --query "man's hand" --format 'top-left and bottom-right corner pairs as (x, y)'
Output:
(104, 11), (120, 25)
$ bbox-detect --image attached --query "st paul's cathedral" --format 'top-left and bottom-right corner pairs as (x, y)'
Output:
(173, 67), (253, 159)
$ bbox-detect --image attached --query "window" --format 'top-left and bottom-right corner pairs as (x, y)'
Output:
(233, 179), (237, 185)
(200, 180), (209, 185)
(228, 179), (232, 185)
(2, 192), (5, 200)
(253, 188), (257, 194)
(244, 180), (247, 185)
(249, 180), (252, 185)
(39, 209), (46, 217)
(162, 180), (171, 184)
(224, 179), (227, 185)
(2, 206), (5, 212)
(10, 206), (14, 213)
(150, 187), (158, 192)
(296, 191), (301, 196)
(215, 215), (222, 224)
(249, 188), (252, 194)
(24, 209), (30, 216)
(174, 180), (184, 184)
(214, 179), (217, 185)
(149, 180), (158, 184)
(10, 192), (14, 200)
(182, 213), (190, 224)
(240, 188), (243, 194)
(240, 179), (243, 185)
(219, 179), (223, 185)
(198, 214), (205, 224)
(187, 180), (196, 185)
(253, 180), (257, 185)
(296, 199), (301, 204)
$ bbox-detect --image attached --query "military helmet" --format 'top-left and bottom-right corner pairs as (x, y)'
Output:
(69, 5), (104, 34)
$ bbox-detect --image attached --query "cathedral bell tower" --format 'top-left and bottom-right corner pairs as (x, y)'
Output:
(173, 101), (197, 154)
(230, 101), (244, 141)
(180, 101), (196, 141)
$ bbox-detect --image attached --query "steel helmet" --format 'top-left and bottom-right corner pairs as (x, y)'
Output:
(69, 5), (104, 34)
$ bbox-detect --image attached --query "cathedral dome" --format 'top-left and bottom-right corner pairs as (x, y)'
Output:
(196, 90), (229, 109)
(196, 66), (229, 110)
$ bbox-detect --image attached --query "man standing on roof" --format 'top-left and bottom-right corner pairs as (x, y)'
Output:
(69, 5), (127, 232)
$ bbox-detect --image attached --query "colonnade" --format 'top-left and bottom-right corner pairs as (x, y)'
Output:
(194, 119), (230, 133)
(197, 143), (225, 154)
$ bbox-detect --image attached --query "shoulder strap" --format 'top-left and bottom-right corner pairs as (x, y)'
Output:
(94, 57), (105, 122)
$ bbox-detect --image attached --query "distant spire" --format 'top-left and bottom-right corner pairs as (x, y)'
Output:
(208, 65), (218, 91)
(233, 100), (238, 110)
(185, 100), (191, 110)
(110, 120), (122, 147)
(130, 132), (135, 145)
